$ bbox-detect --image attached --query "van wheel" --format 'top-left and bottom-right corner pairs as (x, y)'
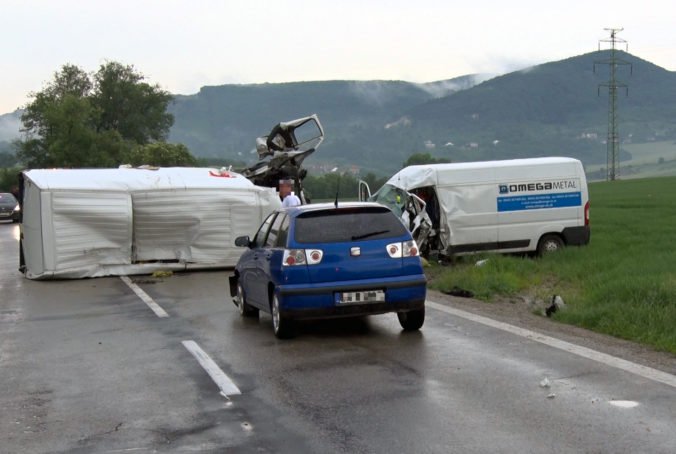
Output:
(237, 283), (258, 318)
(537, 234), (564, 255)
(271, 295), (294, 339)
(398, 307), (425, 331)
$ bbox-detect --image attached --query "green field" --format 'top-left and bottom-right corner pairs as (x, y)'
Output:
(586, 140), (676, 181)
(430, 176), (676, 354)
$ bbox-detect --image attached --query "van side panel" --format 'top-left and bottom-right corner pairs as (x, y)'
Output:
(496, 162), (587, 251)
(437, 182), (498, 253)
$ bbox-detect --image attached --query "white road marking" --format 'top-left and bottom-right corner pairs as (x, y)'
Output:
(182, 340), (241, 397)
(120, 276), (169, 318)
(427, 300), (676, 389)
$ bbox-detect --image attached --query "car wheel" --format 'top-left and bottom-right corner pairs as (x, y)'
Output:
(237, 283), (258, 318)
(537, 234), (564, 256)
(271, 294), (293, 339)
(397, 307), (425, 331)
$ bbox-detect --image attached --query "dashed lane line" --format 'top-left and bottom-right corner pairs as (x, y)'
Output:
(119, 278), (239, 397)
(120, 276), (169, 318)
(182, 340), (241, 397)
(427, 300), (676, 389)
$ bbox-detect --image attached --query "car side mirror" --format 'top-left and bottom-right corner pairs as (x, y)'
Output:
(234, 235), (251, 248)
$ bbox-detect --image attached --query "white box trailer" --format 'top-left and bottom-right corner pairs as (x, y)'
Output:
(20, 167), (281, 279)
(361, 157), (590, 257)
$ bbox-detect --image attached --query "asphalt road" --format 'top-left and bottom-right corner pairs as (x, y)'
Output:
(1, 221), (675, 453)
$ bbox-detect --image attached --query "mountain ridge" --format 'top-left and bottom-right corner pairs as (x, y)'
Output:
(2, 51), (675, 175)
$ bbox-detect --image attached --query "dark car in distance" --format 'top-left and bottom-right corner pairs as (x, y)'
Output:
(0, 193), (20, 223)
(229, 202), (427, 338)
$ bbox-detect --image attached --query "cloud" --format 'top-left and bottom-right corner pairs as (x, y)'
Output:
(415, 74), (496, 98)
(347, 81), (398, 107)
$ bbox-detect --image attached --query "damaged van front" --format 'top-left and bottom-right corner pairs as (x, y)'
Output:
(360, 157), (590, 260)
(359, 181), (440, 258)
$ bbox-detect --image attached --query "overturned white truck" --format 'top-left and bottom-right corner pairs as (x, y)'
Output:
(18, 115), (325, 279)
(360, 157), (590, 258)
(19, 167), (281, 279)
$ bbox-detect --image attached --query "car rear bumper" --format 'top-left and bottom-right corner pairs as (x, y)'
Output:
(284, 299), (426, 320)
(276, 274), (427, 320)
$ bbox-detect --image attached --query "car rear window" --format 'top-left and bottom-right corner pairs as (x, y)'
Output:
(294, 207), (407, 243)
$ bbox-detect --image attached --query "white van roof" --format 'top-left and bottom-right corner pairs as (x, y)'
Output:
(386, 157), (582, 189)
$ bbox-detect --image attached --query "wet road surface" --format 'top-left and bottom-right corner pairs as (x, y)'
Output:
(1, 221), (675, 453)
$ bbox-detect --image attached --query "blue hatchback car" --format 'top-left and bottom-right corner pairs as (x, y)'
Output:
(229, 202), (427, 338)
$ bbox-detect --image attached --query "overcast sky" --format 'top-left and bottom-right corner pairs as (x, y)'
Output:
(1, 0), (675, 113)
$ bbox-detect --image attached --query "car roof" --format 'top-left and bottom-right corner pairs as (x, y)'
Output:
(281, 202), (389, 216)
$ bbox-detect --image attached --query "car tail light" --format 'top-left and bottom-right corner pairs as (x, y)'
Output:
(386, 242), (402, 258)
(283, 249), (306, 266)
(584, 201), (590, 226)
(306, 249), (323, 265)
(282, 249), (323, 266)
(403, 240), (419, 257)
(387, 241), (419, 258)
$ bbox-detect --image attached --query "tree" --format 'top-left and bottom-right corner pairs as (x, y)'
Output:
(360, 172), (388, 194)
(16, 62), (179, 169)
(0, 167), (20, 192)
(0, 149), (17, 167)
(403, 152), (450, 168)
(303, 172), (359, 200)
(92, 62), (173, 144)
(20, 64), (92, 145)
(125, 142), (197, 167)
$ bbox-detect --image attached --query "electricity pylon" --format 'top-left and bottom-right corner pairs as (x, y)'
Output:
(594, 28), (631, 181)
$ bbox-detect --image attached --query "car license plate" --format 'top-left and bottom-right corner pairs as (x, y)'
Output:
(338, 290), (385, 304)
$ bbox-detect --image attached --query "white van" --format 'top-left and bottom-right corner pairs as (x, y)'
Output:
(359, 157), (590, 258)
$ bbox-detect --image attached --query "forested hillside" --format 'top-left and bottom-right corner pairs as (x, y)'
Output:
(167, 51), (676, 174)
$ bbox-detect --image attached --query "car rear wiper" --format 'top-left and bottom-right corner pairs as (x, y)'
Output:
(351, 230), (389, 241)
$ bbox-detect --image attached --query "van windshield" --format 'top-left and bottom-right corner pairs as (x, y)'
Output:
(368, 184), (409, 217)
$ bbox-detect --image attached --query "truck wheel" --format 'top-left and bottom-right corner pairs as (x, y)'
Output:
(397, 307), (425, 331)
(537, 234), (564, 255)
(271, 295), (293, 339)
(237, 283), (258, 318)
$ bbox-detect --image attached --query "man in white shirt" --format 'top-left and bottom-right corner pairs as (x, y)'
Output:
(279, 179), (301, 207)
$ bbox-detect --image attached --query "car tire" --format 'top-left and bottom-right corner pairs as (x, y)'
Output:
(537, 234), (564, 256)
(271, 294), (293, 339)
(398, 307), (425, 331)
(237, 283), (258, 318)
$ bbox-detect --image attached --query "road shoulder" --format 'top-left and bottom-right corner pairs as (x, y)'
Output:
(427, 289), (676, 376)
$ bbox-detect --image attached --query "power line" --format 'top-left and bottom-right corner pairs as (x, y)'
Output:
(594, 28), (631, 181)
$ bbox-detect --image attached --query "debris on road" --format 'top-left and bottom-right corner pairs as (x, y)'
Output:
(545, 295), (566, 317)
(152, 270), (173, 279)
(540, 377), (551, 388)
(442, 286), (475, 298)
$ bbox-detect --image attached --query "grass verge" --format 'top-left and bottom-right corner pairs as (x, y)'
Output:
(429, 176), (676, 354)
